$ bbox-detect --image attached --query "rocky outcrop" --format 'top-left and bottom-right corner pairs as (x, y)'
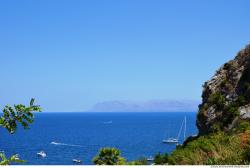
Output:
(239, 104), (250, 119)
(197, 44), (250, 135)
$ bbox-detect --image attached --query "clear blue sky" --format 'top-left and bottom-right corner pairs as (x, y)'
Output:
(0, 0), (249, 112)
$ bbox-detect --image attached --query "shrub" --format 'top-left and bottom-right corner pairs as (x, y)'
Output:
(154, 153), (168, 165)
(127, 157), (147, 165)
(243, 82), (250, 91)
(243, 145), (250, 163)
(205, 157), (216, 165)
(208, 92), (225, 110)
(235, 96), (247, 107)
(223, 62), (232, 70)
(241, 82), (250, 101)
(92, 147), (126, 165)
(211, 122), (223, 133)
(245, 83), (250, 101)
(188, 137), (215, 153)
(238, 121), (250, 132)
(183, 135), (199, 147)
(168, 131), (250, 165)
(227, 105), (240, 116)
(222, 103), (240, 126)
(220, 79), (227, 88)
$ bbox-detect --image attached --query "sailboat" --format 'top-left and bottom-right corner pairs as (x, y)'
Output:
(162, 116), (186, 144)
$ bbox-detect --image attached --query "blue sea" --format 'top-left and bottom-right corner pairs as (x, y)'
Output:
(0, 112), (198, 165)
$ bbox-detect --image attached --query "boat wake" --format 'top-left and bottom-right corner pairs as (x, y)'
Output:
(103, 121), (112, 124)
(50, 141), (83, 147)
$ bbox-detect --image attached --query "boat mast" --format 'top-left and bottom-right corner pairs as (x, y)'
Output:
(183, 116), (186, 141)
(176, 117), (184, 141)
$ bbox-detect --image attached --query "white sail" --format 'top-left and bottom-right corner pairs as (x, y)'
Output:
(162, 116), (187, 144)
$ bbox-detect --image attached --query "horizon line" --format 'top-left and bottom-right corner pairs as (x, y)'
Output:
(31, 111), (198, 113)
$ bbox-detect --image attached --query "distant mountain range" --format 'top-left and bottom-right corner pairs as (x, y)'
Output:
(88, 100), (200, 112)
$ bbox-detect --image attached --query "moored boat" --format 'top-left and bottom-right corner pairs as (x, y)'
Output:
(162, 116), (187, 144)
(72, 159), (82, 164)
(37, 151), (47, 157)
(147, 156), (154, 161)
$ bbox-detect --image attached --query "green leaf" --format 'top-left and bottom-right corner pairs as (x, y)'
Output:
(30, 98), (35, 106)
(0, 117), (4, 125)
(23, 114), (33, 123)
(21, 121), (28, 129)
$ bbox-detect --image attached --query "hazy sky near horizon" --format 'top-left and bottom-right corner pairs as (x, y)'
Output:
(0, 0), (250, 112)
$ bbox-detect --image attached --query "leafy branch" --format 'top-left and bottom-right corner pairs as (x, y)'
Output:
(0, 153), (25, 165)
(0, 98), (41, 165)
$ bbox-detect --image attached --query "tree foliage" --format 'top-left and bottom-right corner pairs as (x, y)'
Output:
(0, 98), (41, 165)
(208, 92), (225, 110)
(127, 157), (148, 165)
(154, 152), (169, 165)
(0, 153), (24, 165)
(92, 147), (126, 165)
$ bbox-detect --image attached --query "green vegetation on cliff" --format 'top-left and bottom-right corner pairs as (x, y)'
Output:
(168, 127), (250, 164)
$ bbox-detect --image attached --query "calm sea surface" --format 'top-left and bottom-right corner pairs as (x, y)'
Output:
(0, 112), (198, 165)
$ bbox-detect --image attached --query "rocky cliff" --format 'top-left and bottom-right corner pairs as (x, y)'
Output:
(167, 45), (250, 165)
(197, 44), (250, 135)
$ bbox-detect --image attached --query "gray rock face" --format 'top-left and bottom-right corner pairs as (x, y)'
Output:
(197, 44), (250, 135)
(239, 105), (250, 119)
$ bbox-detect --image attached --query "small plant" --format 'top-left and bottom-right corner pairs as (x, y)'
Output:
(208, 92), (225, 110)
(0, 153), (24, 165)
(222, 103), (240, 126)
(205, 157), (216, 165)
(92, 147), (126, 165)
(220, 79), (227, 88)
(238, 121), (250, 132)
(127, 157), (147, 165)
(154, 152), (168, 165)
(243, 145), (250, 163)
(223, 62), (232, 70)
(223, 61), (237, 71)
(211, 122), (223, 133)
(235, 96), (247, 107)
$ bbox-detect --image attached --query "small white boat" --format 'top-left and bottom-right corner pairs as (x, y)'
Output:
(162, 138), (178, 143)
(37, 151), (46, 157)
(72, 159), (82, 164)
(147, 156), (154, 161)
(14, 154), (20, 160)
